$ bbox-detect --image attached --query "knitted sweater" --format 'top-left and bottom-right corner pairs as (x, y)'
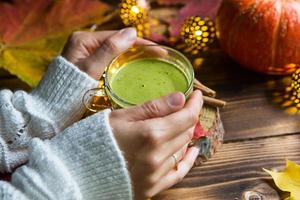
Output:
(0, 57), (132, 199)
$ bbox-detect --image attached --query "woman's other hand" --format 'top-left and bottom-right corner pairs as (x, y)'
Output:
(109, 90), (203, 199)
(62, 28), (153, 80)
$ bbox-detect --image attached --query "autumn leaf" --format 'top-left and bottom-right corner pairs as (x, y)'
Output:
(193, 121), (208, 139)
(0, 0), (112, 87)
(150, 0), (223, 41)
(264, 160), (300, 200)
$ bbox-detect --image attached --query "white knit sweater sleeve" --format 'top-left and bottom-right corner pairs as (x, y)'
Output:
(0, 109), (133, 200)
(0, 56), (98, 172)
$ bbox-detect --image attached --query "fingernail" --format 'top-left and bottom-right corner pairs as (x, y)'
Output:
(167, 92), (184, 106)
(119, 27), (137, 42)
(195, 89), (203, 96)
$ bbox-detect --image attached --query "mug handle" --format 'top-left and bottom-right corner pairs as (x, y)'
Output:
(82, 87), (112, 112)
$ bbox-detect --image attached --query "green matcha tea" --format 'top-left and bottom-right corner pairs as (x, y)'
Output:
(110, 58), (189, 104)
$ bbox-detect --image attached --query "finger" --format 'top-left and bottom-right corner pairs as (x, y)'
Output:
(146, 146), (199, 198)
(62, 31), (118, 57)
(78, 31), (118, 54)
(117, 92), (186, 121)
(145, 90), (203, 142)
(135, 38), (168, 57)
(83, 27), (137, 79)
(147, 143), (188, 185)
(152, 127), (193, 164)
(85, 30), (118, 42)
(135, 38), (157, 45)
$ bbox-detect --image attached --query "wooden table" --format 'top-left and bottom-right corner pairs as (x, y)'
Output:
(1, 50), (299, 200)
(154, 50), (300, 200)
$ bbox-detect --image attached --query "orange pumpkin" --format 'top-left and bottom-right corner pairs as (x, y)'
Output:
(217, 0), (300, 74)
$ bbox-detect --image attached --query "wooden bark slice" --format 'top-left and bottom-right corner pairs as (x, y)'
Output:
(194, 105), (224, 166)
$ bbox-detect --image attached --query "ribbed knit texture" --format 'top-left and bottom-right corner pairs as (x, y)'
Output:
(49, 110), (132, 200)
(0, 110), (132, 200)
(31, 56), (99, 130)
(0, 56), (132, 199)
(0, 56), (98, 172)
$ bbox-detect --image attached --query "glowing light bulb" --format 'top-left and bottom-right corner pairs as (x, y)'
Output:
(131, 5), (140, 14)
(195, 30), (202, 36)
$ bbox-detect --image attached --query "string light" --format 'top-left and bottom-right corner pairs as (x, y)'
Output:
(119, 0), (150, 37)
(270, 66), (300, 115)
(291, 67), (300, 93)
(181, 16), (216, 51)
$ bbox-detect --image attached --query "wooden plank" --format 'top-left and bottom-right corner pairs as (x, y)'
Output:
(154, 134), (300, 200)
(193, 50), (300, 141)
(194, 50), (264, 86)
(220, 93), (300, 141)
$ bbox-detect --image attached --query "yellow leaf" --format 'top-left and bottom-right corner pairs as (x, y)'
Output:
(0, 0), (113, 87)
(264, 160), (300, 200)
(1, 33), (68, 86)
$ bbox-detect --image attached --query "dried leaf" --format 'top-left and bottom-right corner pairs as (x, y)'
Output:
(193, 121), (208, 139)
(0, 0), (112, 87)
(264, 160), (300, 200)
(154, 0), (223, 38)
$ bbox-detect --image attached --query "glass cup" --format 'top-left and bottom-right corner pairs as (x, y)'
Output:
(83, 45), (194, 112)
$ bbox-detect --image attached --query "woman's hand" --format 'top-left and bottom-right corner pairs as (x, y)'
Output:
(62, 28), (153, 80)
(109, 90), (203, 199)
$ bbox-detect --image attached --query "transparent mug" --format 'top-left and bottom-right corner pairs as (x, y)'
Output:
(82, 45), (194, 112)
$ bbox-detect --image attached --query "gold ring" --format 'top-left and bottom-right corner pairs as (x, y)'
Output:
(172, 154), (178, 170)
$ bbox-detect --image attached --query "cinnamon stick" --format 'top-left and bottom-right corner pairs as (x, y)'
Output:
(193, 79), (216, 97)
(203, 95), (227, 108)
